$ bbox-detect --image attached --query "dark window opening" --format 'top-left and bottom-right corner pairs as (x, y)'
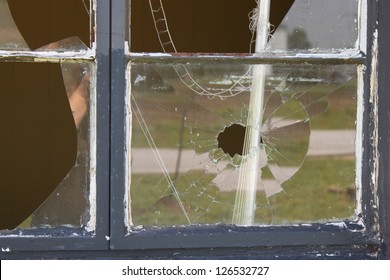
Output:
(130, 0), (294, 53)
(218, 124), (250, 157)
(0, 62), (77, 230)
(7, 0), (91, 50)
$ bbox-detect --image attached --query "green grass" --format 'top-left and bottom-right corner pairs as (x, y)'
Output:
(268, 157), (356, 223)
(310, 106), (356, 129)
(130, 158), (356, 227)
(132, 120), (221, 153)
(131, 79), (357, 151)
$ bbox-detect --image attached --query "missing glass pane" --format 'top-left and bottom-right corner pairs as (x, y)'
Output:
(128, 62), (357, 227)
(130, 0), (293, 53)
(2, 0), (91, 51)
(130, 0), (358, 53)
(0, 61), (93, 230)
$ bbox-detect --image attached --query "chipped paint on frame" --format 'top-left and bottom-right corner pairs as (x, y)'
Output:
(369, 27), (380, 233)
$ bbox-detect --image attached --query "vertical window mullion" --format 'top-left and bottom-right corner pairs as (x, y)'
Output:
(110, 0), (128, 249)
(377, 0), (390, 259)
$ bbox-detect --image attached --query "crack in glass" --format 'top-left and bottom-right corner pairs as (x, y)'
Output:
(129, 63), (357, 227)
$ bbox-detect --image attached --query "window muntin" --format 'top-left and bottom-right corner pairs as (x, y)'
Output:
(0, 1), (96, 231)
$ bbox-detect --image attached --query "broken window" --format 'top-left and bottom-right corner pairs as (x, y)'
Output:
(0, 0), (387, 258)
(0, 0), (95, 230)
(128, 62), (357, 227)
(127, 0), (360, 228)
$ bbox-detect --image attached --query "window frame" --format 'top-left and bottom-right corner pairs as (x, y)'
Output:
(1, 0), (389, 259)
(110, 0), (385, 258)
(376, 0), (390, 259)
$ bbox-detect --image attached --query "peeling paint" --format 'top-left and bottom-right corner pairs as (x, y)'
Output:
(370, 29), (379, 190)
(125, 64), (133, 229)
(293, 50), (362, 59)
(1, 247), (11, 252)
(128, 50), (363, 61)
(355, 65), (365, 217)
(0, 49), (95, 61)
(369, 27), (380, 233)
(356, 0), (368, 52)
(86, 65), (98, 233)
(325, 222), (348, 229)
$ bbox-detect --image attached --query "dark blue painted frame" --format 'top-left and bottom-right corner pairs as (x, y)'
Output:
(1, 0), (390, 259)
(377, 0), (390, 259)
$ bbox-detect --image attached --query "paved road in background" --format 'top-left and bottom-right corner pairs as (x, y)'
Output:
(131, 130), (356, 174)
(131, 130), (355, 193)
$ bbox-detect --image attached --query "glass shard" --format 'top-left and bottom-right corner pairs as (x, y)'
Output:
(0, 0), (28, 50)
(271, 0), (359, 50)
(30, 62), (93, 229)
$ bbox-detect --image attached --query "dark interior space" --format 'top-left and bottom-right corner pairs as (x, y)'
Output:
(217, 124), (247, 157)
(131, 0), (294, 53)
(0, 62), (77, 229)
(8, 0), (90, 49)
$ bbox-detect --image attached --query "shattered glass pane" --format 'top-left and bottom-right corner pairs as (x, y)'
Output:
(0, 61), (94, 230)
(128, 62), (357, 227)
(130, 0), (358, 53)
(1, 0), (91, 51)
